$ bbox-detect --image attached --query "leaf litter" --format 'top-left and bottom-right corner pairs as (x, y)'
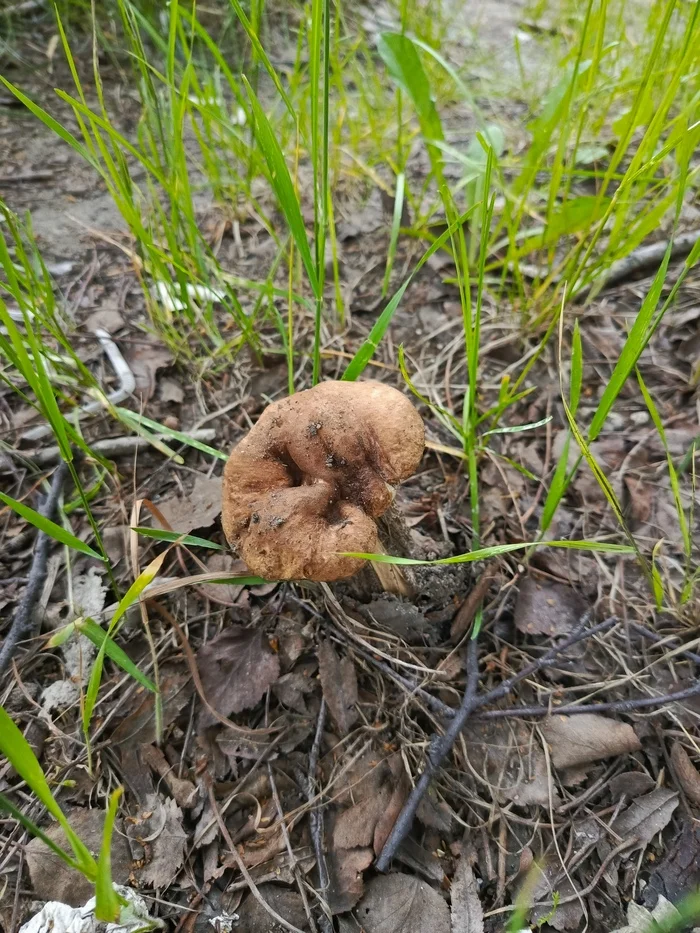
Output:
(5, 8), (700, 933)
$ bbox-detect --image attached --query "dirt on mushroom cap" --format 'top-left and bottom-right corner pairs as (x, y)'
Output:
(221, 380), (425, 581)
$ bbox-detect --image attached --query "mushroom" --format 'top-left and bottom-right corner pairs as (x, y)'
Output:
(222, 380), (424, 585)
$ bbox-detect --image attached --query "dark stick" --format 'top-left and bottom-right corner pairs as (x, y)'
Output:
(627, 621), (700, 667)
(307, 701), (330, 897)
(375, 617), (617, 869)
(0, 461), (70, 679)
(476, 679), (700, 720)
(375, 639), (481, 872)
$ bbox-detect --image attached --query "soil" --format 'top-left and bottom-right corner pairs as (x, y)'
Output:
(3, 3), (700, 933)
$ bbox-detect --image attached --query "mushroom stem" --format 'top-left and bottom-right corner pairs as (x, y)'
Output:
(370, 555), (414, 598)
(372, 503), (416, 597)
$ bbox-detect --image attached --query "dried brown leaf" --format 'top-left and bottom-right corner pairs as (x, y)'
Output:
(612, 788), (679, 847)
(643, 823), (700, 907)
(125, 338), (172, 400)
(354, 873), (450, 933)
(670, 742), (700, 806)
(158, 473), (223, 535)
(463, 720), (558, 807)
(317, 639), (358, 736)
(450, 857), (484, 933)
(197, 625), (280, 727)
(26, 808), (132, 906)
(235, 885), (310, 932)
(514, 576), (587, 637)
(326, 845), (374, 914)
(129, 794), (187, 888)
(542, 714), (641, 770)
(111, 668), (193, 750)
(608, 771), (656, 800)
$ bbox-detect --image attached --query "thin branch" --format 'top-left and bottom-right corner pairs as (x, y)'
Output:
(0, 461), (70, 679)
(375, 638), (481, 871)
(307, 701), (330, 896)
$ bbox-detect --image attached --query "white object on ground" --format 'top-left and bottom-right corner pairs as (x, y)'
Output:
(22, 329), (136, 441)
(20, 886), (163, 933)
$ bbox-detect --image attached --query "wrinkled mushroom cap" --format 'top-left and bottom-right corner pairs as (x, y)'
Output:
(222, 380), (424, 580)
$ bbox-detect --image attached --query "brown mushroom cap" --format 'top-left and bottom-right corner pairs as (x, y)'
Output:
(222, 380), (424, 580)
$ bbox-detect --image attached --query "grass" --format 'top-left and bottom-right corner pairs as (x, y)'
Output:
(2, 0), (700, 921)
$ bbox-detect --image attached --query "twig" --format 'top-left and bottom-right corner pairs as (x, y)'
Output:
(451, 565), (499, 642)
(0, 461), (70, 679)
(627, 621), (700, 666)
(476, 679), (700, 720)
(376, 638), (481, 871)
(577, 229), (700, 299)
(0, 172), (54, 184)
(23, 429), (217, 467)
(307, 701), (330, 897)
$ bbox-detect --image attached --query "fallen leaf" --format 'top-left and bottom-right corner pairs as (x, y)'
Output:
(217, 714), (311, 767)
(326, 845), (374, 914)
(542, 714), (641, 770)
(416, 790), (453, 833)
(611, 896), (684, 933)
(111, 668), (193, 749)
(514, 576), (587, 637)
(531, 874), (584, 932)
(364, 597), (435, 645)
(25, 808), (132, 906)
(326, 751), (408, 913)
(197, 625), (280, 728)
(608, 771), (656, 800)
(273, 669), (316, 715)
(125, 338), (172, 400)
(128, 794), (187, 888)
(332, 751), (408, 855)
(670, 741), (700, 806)
(139, 744), (197, 809)
(199, 553), (250, 605)
(317, 639), (358, 736)
(158, 473), (223, 535)
(642, 822), (700, 908)
(463, 720), (558, 807)
(450, 857), (484, 933)
(611, 788), (679, 847)
(396, 836), (444, 882)
(235, 884), (310, 932)
(353, 873), (450, 933)
(159, 377), (184, 404)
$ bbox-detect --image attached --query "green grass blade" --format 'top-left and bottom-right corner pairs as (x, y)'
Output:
(588, 242), (673, 441)
(82, 552), (166, 739)
(132, 527), (226, 550)
(0, 793), (81, 872)
(343, 539), (635, 566)
(242, 76), (319, 298)
(114, 408), (227, 460)
(226, 0), (295, 118)
(76, 619), (157, 693)
(541, 433), (572, 533)
(0, 490), (103, 561)
(570, 319), (583, 415)
(377, 32), (445, 186)
(343, 206), (477, 380)
(637, 368), (691, 569)
(382, 172), (406, 297)
(0, 707), (96, 875)
(94, 787), (124, 923)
